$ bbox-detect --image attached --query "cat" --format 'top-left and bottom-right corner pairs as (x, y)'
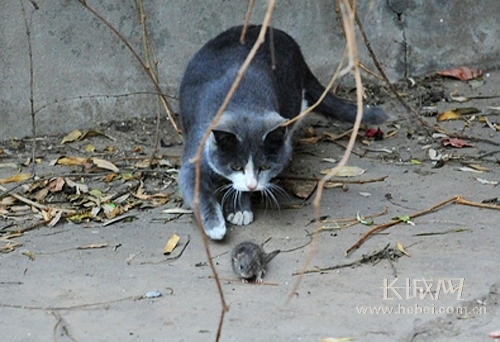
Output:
(178, 25), (387, 240)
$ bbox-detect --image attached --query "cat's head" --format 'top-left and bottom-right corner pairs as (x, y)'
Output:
(205, 111), (291, 191)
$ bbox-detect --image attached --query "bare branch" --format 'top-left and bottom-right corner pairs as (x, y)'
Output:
(77, 0), (181, 137)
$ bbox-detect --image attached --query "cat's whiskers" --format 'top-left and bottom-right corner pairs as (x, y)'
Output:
(261, 184), (282, 212)
(219, 185), (235, 212)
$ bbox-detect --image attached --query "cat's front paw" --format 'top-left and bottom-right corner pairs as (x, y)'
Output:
(227, 210), (254, 226)
(204, 206), (227, 240)
(205, 221), (227, 240)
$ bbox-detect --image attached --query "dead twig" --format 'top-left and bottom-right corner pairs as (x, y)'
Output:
(136, 0), (164, 168)
(354, 10), (424, 126)
(140, 235), (191, 264)
(190, 2), (276, 340)
(345, 196), (461, 255)
(51, 311), (78, 342)
(19, 0), (37, 176)
(293, 242), (405, 275)
(0, 294), (144, 311)
(240, 0), (256, 43)
(456, 196), (500, 210)
(279, 230), (314, 253)
(434, 125), (499, 146)
(283, 51), (347, 127)
(77, 0), (181, 137)
(289, 0), (362, 303)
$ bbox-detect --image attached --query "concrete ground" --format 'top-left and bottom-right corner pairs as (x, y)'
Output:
(0, 72), (499, 341)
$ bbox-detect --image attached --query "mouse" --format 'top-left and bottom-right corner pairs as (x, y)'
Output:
(231, 241), (280, 283)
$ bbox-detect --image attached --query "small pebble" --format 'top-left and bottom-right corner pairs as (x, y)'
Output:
(145, 291), (161, 299)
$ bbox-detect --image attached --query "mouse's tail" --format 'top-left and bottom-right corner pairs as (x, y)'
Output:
(264, 249), (280, 265)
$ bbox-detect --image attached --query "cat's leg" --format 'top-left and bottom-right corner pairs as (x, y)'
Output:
(226, 191), (254, 226)
(179, 162), (226, 240)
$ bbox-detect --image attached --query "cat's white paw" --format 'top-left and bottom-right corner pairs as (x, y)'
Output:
(205, 222), (227, 240)
(227, 210), (254, 226)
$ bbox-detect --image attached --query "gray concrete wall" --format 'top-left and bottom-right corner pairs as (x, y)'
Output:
(1, 0), (499, 139)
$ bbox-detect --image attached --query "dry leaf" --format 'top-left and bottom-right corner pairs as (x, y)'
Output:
(475, 178), (499, 186)
(54, 156), (91, 167)
(22, 251), (36, 261)
(365, 127), (384, 139)
(437, 110), (462, 122)
(60, 129), (83, 144)
(458, 167), (483, 173)
(84, 144), (96, 152)
(92, 158), (119, 172)
(0, 241), (22, 253)
(164, 234), (180, 255)
(396, 241), (410, 257)
(298, 136), (321, 145)
(65, 178), (89, 194)
(285, 180), (317, 199)
(324, 182), (344, 189)
(81, 129), (115, 141)
(76, 243), (108, 250)
(441, 137), (473, 148)
(48, 177), (66, 193)
(484, 117), (499, 131)
(0, 173), (32, 184)
(489, 329), (500, 338)
(436, 66), (483, 81)
(465, 164), (489, 172)
(0, 162), (19, 170)
(162, 208), (193, 214)
(48, 211), (63, 227)
(320, 165), (365, 177)
(134, 159), (151, 168)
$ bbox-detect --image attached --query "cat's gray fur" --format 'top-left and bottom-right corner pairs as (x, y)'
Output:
(178, 25), (387, 240)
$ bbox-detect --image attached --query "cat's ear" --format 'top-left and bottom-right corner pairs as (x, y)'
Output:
(212, 130), (238, 146)
(264, 126), (287, 143)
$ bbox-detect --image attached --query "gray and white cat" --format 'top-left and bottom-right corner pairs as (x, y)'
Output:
(178, 25), (387, 240)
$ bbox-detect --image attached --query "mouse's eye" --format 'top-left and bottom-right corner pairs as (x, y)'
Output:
(231, 165), (243, 171)
(239, 264), (245, 271)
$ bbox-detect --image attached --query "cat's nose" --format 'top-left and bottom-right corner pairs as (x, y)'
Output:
(247, 183), (257, 191)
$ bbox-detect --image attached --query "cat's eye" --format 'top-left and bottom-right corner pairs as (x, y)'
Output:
(260, 165), (271, 171)
(231, 165), (243, 171)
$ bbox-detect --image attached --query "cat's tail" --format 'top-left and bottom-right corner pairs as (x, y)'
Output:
(304, 71), (388, 125)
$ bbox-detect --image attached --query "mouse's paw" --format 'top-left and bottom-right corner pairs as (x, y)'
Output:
(227, 210), (254, 226)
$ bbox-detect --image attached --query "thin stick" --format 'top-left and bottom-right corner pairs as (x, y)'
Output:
(283, 51), (347, 127)
(191, 2), (276, 340)
(354, 10), (424, 125)
(240, 0), (256, 43)
(77, 0), (181, 136)
(19, 0), (37, 177)
(288, 0), (361, 303)
(345, 196), (459, 255)
(456, 196), (500, 210)
(136, 0), (162, 165)
(9, 193), (76, 214)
